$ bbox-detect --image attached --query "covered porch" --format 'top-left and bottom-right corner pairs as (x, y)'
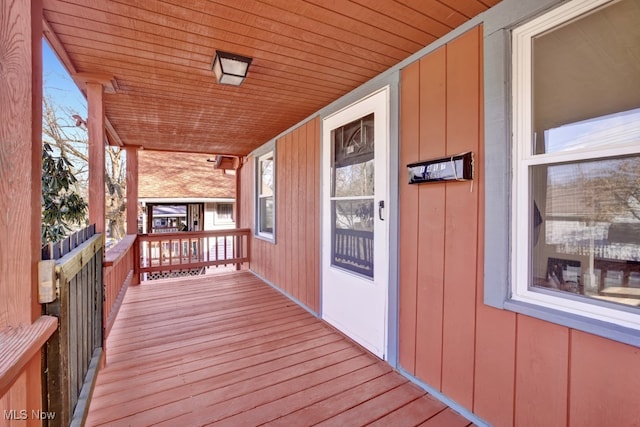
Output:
(87, 271), (470, 426)
(10, 2), (640, 427)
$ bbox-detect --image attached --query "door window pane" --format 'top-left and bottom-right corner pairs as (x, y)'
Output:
(330, 113), (376, 278)
(332, 113), (374, 197)
(332, 200), (374, 277)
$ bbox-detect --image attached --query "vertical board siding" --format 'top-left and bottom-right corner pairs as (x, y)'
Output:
(569, 331), (640, 427)
(440, 27), (481, 410)
(240, 119), (321, 314)
(414, 46), (447, 389)
(514, 316), (569, 426)
(473, 305), (516, 427)
(284, 131), (292, 296)
(398, 24), (640, 426)
(291, 128), (300, 302)
(398, 27), (482, 408)
(398, 60), (421, 374)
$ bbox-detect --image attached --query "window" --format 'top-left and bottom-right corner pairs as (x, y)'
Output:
(256, 151), (275, 239)
(512, 0), (640, 330)
(215, 203), (234, 224)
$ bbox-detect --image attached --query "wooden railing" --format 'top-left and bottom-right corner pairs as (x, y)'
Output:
(42, 225), (104, 427)
(0, 316), (58, 399)
(333, 228), (374, 277)
(103, 234), (138, 340)
(138, 229), (251, 281)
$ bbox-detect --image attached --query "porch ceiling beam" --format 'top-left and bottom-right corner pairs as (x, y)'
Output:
(42, 16), (124, 148)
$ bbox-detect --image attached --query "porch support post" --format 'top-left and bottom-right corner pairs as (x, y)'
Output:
(0, 0), (45, 415)
(87, 82), (106, 233)
(125, 146), (140, 284)
(125, 146), (139, 235)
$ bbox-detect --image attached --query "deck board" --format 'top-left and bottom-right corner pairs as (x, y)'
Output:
(86, 271), (471, 426)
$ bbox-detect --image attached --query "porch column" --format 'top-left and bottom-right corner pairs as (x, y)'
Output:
(0, 0), (45, 416)
(125, 146), (139, 235)
(87, 82), (106, 233)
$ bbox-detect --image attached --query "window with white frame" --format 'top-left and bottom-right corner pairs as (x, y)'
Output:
(257, 151), (275, 239)
(512, 0), (640, 330)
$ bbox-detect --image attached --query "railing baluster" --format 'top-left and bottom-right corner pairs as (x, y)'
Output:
(136, 229), (251, 280)
(223, 235), (228, 266)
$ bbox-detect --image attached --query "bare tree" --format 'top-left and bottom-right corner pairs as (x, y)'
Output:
(42, 94), (127, 243)
(106, 147), (126, 241)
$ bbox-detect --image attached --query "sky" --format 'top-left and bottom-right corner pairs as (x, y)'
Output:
(43, 40), (87, 117)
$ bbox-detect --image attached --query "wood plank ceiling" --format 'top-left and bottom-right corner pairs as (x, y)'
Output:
(43, 0), (499, 156)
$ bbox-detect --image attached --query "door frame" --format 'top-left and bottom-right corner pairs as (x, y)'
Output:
(318, 80), (400, 366)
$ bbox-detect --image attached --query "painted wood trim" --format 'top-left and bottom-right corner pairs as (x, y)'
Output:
(104, 234), (137, 266)
(0, 316), (58, 398)
(473, 29), (518, 426)
(398, 59), (420, 374)
(125, 147), (139, 235)
(87, 81), (106, 233)
(1, 16), (45, 427)
(414, 45), (447, 389)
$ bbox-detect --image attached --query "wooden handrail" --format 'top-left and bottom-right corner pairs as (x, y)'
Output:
(0, 316), (58, 398)
(103, 234), (138, 341)
(55, 233), (103, 285)
(104, 234), (137, 266)
(137, 228), (251, 241)
(137, 229), (251, 280)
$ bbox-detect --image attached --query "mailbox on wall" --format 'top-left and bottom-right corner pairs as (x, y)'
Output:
(407, 151), (473, 184)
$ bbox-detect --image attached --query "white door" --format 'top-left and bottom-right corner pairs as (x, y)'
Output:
(322, 87), (389, 359)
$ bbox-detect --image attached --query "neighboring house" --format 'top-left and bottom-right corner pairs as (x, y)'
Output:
(138, 151), (236, 233)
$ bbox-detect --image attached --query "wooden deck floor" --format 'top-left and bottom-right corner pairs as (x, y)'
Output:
(86, 271), (472, 426)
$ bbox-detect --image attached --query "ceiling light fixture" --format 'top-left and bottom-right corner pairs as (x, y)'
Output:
(211, 50), (252, 86)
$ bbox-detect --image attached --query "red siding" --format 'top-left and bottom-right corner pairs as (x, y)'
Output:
(569, 331), (640, 427)
(440, 29), (480, 410)
(415, 46), (447, 389)
(515, 316), (569, 426)
(398, 25), (640, 427)
(240, 118), (321, 314)
(398, 60), (420, 374)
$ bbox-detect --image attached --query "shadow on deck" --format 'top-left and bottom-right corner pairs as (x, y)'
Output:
(87, 271), (472, 426)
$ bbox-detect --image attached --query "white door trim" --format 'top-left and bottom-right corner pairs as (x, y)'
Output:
(321, 86), (390, 359)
